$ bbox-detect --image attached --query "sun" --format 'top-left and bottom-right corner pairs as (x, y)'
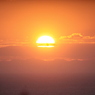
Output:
(36, 36), (55, 47)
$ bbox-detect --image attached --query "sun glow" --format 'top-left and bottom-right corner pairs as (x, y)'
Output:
(36, 36), (55, 47)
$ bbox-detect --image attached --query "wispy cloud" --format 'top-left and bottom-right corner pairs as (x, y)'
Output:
(0, 56), (95, 62)
(0, 40), (32, 48)
(59, 33), (95, 44)
(38, 57), (95, 62)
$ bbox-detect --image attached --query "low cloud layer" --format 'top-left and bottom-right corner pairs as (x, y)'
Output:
(0, 55), (95, 75)
(0, 43), (95, 58)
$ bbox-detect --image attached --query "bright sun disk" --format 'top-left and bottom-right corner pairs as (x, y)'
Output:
(36, 36), (55, 47)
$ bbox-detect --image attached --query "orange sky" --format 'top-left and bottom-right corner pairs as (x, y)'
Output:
(0, 2), (95, 95)
(0, 0), (95, 42)
(0, 0), (95, 75)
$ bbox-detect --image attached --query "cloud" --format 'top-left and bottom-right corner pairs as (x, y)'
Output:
(0, 52), (95, 63)
(60, 33), (83, 39)
(0, 45), (94, 75)
(0, 55), (95, 75)
(0, 33), (95, 48)
(41, 57), (95, 62)
(0, 39), (33, 48)
(59, 33), (95, 44)
(0, 44), (95, 59)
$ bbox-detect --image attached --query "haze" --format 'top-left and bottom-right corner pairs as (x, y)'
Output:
(0, 0), (95, 95)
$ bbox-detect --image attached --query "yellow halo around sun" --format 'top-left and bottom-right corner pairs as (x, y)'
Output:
(36, 36), (55, 47)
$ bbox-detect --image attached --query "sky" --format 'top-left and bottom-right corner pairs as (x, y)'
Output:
(0, 0), (95, 76)
(0, 1), (95, 95)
